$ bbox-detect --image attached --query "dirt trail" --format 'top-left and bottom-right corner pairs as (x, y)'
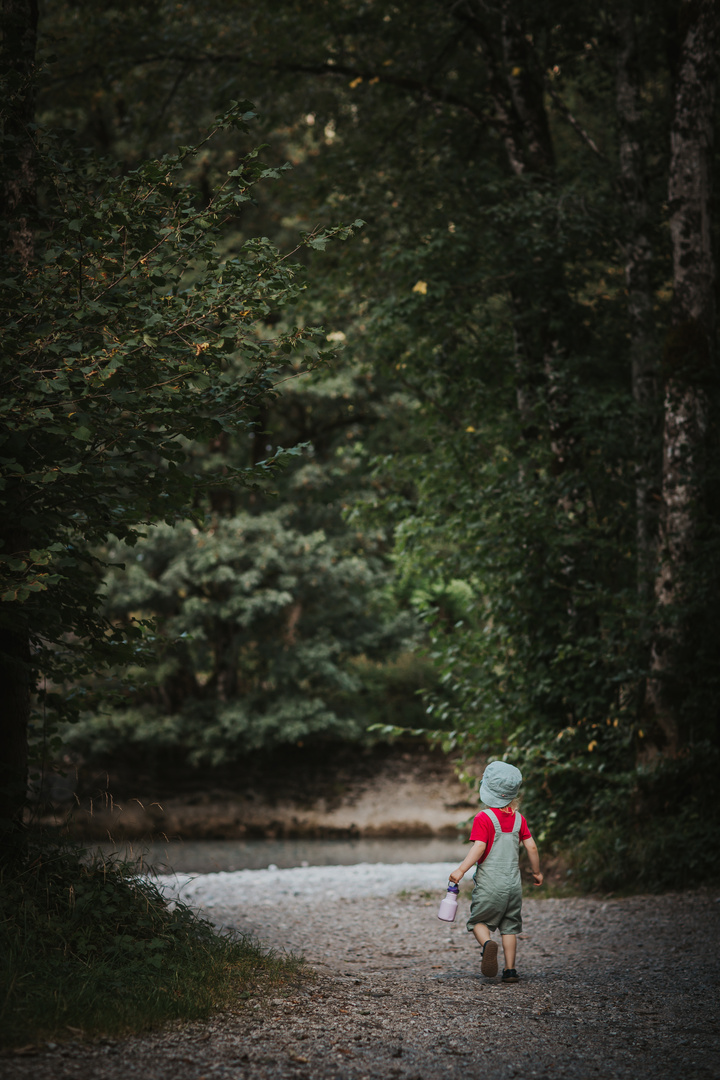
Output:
(4, 886), (719, 1080)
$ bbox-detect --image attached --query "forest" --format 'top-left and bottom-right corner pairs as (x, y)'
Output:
(1, 2), (719, 1032)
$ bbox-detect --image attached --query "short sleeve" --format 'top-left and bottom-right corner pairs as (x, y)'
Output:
(469, 812), (494, 844)
(519, 814), (532, 841)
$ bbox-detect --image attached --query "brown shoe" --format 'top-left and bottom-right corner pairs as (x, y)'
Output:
(480, 939), (499, 977)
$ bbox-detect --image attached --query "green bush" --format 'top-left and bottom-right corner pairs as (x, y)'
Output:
(529, 742), (720, 894)
(0, 841), (301, 1046)
(61, 511), (426, 765)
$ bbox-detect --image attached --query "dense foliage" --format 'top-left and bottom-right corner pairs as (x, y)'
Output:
(64, 508), (425, 764)
(2, 0), (719, 891)
(0, 101), (360, 684)
(0, 76), (374, 823)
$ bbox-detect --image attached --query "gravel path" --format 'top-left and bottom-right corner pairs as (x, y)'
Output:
(4, 865), (720, 1080)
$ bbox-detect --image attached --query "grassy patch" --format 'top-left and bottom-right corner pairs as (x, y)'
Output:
(0, 840), (303, 1048)
(398, 888), (436, 901)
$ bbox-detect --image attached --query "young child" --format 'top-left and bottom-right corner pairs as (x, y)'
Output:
(449, 760), (542, 983)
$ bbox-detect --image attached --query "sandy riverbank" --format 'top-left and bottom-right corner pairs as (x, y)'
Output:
(33, 746), (481, 841)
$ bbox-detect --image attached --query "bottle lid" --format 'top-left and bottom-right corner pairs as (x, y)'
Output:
(447, 883), (459, 893)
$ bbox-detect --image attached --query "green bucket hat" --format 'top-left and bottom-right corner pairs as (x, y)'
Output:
(479, 761), (522, 808)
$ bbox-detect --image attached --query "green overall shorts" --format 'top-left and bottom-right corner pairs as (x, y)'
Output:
(466, 809), (523, 936)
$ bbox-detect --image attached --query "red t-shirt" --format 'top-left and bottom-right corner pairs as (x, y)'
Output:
(469, 807), (532, 865)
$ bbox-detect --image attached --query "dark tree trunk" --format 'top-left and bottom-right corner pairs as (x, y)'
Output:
(0, 609), (31, 841)
(1, 0), (38, 262)
(645, 0), (718, 753)
(0, 0), (38, 847)
(614, 8), (661, 600)
(498, 0), (555, 177)
(453, 0), (557, 438)
(214, 621), (239, 702)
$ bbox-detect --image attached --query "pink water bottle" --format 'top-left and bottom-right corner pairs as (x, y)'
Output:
(437, 882), (459, 922)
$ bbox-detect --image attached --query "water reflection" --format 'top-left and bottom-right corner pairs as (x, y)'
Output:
(95, 836), (465, 874)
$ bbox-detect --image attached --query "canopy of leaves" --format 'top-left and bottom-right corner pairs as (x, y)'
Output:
(6, 0), (719, 889)
(0, 98), (362, 719)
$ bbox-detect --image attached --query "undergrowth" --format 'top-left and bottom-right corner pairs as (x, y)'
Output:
(561, 743), (720, 895)
(0, 840), (302, 1048)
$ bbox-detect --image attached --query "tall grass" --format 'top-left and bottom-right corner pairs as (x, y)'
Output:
(0, 840), (302, 1047)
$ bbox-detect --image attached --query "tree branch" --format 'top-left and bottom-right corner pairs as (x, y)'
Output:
(49, 48), (497, 131)
(544, 81), (607, 163)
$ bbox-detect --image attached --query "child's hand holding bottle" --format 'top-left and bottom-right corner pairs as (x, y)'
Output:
(437, 881), (460, 922)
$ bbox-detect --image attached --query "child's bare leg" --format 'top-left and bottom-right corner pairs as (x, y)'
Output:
(471, 923), (491, 946)
(501, 933), (517, 969)
(472, 923), (499, 976)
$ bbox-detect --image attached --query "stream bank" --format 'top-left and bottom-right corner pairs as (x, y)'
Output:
(32, 744), (480, 842)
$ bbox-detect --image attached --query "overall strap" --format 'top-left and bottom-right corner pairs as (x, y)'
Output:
(512, 811), (522, 834)
(484, 808), (502, 838)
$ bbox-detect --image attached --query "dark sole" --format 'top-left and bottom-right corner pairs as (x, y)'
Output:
(480, 940), (499, 977)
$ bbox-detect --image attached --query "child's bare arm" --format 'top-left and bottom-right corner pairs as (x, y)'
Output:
(449, 841), (486, 884)
(522, 837), (543, 886)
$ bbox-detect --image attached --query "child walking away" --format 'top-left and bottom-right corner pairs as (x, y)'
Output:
(449, 761), (542, 983)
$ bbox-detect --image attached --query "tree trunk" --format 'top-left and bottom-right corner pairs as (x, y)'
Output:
(1, 0), (38, 262)
(0, 0), (38, 848)
(498, 0), (555, 177)
(614, 8), (661, 599)
(0, 518), (32, 848)
(645, 0), (718, 753)
(453, 1), (557, 435)
(0, 612), (31, 842)
(499, 2), (558, 440)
